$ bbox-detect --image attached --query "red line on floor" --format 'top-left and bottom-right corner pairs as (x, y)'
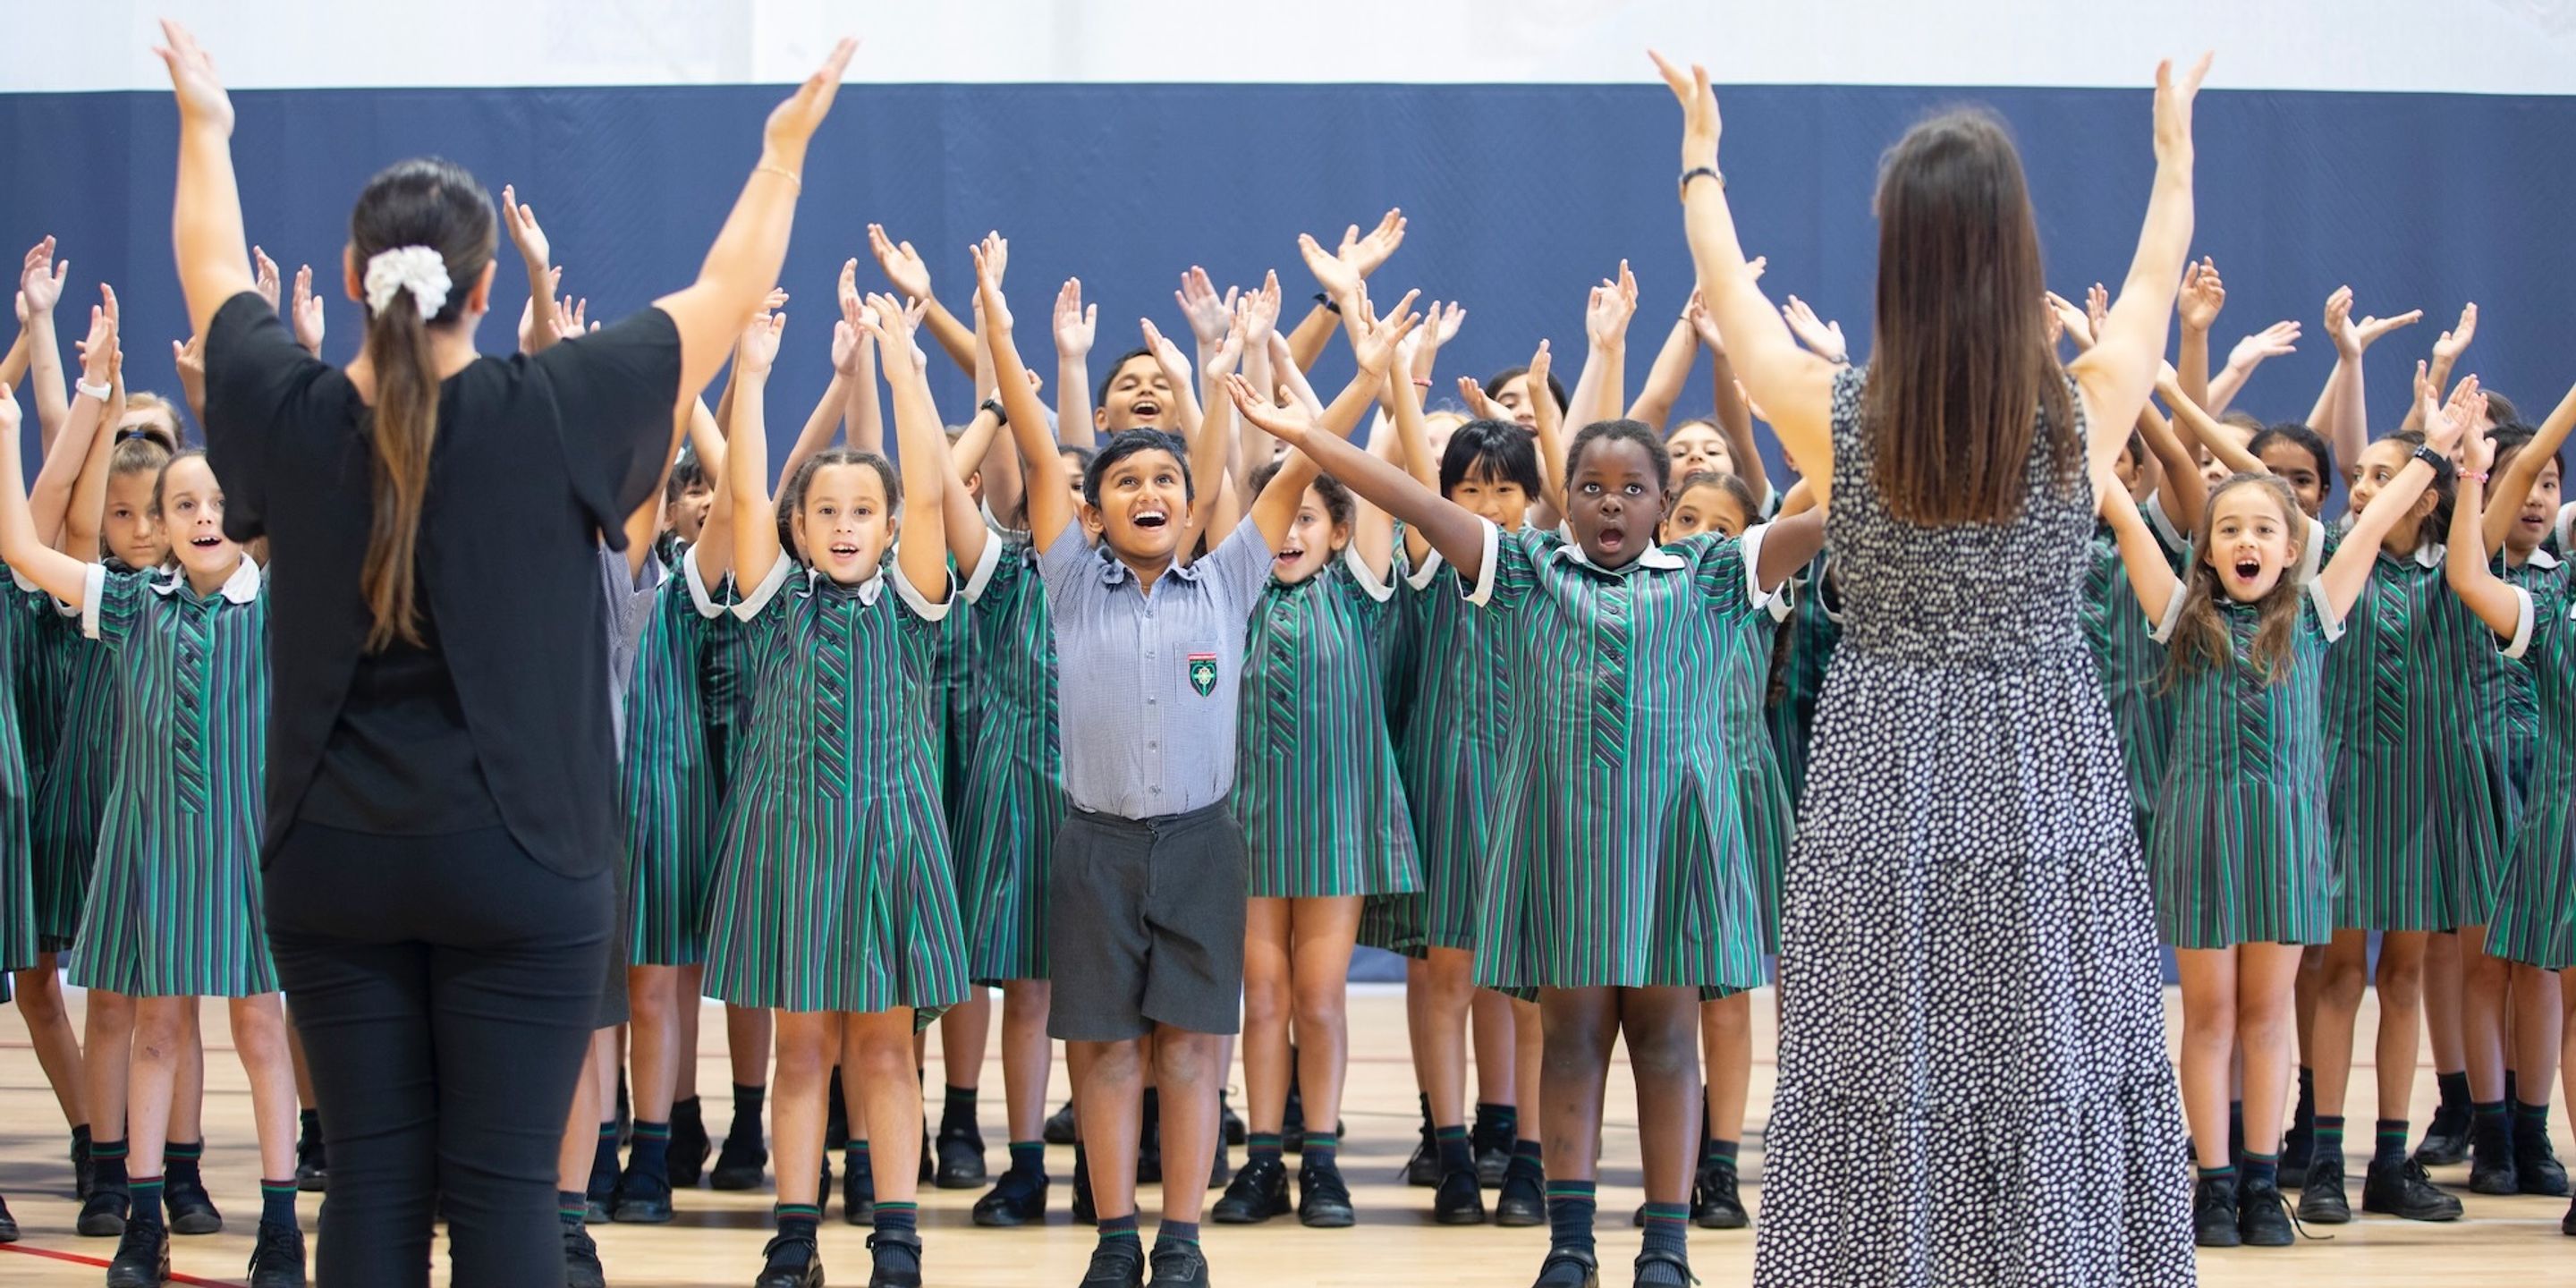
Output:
(0, 1241), (245, 1286)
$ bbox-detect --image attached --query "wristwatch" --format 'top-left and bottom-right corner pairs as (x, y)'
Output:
(2411, 444), (2455, 481)
(979, 395), (1007, 422)
(1313, 292), (1343, 317)
(1679, 165), (1724, 200)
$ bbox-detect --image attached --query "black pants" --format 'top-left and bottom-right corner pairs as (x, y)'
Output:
(266, 820), (610, 1288)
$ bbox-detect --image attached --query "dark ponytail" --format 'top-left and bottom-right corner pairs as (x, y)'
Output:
(351, 157), (496, 650)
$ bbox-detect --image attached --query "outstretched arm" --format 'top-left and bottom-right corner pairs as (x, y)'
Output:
(1627, 305), (1698, 433)
(36, 293), (118, 549)
(2174, 257), (2224, 413)
(1231, 372), (1483, 574)
(2099, 472), (2183, 629)
(979, 247), (1075, 551)
(1246, 292), (1421, 555)
(1690, 295), (1771, 504)
(860, 296), (952, 600)
(867, 223), (976, 374)
(2204, 318), (2300, 416)
(0, 388), (91, 609)
(2319, 379), (2470, 620)
(724, 308), (788, 585)
(2447, 419), (2521, 642)
(17, 240), (71, 452)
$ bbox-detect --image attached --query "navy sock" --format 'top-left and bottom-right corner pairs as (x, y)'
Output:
(1507, 1138), (1545, 1183)
(2474, 1099), (2509, 1131)
(2437, 1069), (2470, 1112)
(2506, 1069), (2521, 1108)
(165, 1140), (204, 1189)
(2313, 1115), (2346, 1165)
(589, 1123), (619, 1191)
(2292, 1067), (2316, 1131)
(2516, 1099), (2554, 1138)
(1640, 1199), (1689, 1258)
(1302, 1131), (1340, 1169)
(873, 1199), (918, 1240)
(1474, 1101), (1516, 1148)
(629, 1120), (671, 1184)
(1248, 1131), (1284, 1165)
(260, 1179), (296, 1227)
(2198, 1163), (2236, 1184)
(2373, 1119), (2409, 1165)
(1703, 1137), (1741, 1173)
(1545, 1180), (1596, 1253)
(730, 1083), (767, 1138)
(845, 1139), (873, 1179)
(942, 1085), (978, 1135)
(2227, 1100), (2245, 1160)
(93, 1138), (130, 1193)
(1097, 1211), (1140, 1249)
(1157, 1217), (1200, 1248)
(1435, 1124), (1472, 1176)
(774, 1202), (821, 1242)
(130, 1176), (166, 1230)
(2242, 1151), (2279, 1191)
(1008, 1140), (1046, 1180)
(559, 1190), (588, 1229)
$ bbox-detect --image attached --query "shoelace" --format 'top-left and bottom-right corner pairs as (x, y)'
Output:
(2261, 1187), (2330, 1242)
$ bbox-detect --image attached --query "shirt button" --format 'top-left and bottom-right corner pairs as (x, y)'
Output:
(1148, 697), (1157, 706)
(1148, 741), (1158, 750)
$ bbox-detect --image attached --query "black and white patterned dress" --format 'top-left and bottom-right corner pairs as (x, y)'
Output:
(1753, 369), (2193, 1286)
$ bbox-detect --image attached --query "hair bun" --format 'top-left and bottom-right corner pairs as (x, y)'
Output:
(362, 245), (452, 321)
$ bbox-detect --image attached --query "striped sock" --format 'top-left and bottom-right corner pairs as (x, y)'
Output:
(773, 1202), (821, 1241)
(1097, 1211), (1140, 1248)
(590, 1122), (619, 1191)
(93, 1139), (130, 1194)
(2198, 1164), (2236, 1184)
(2312, 1115), (2346, 1165)
(2242, 1151), (2278, 1190)
(1157, 1218), (1200, 1248)
(942, 1085), (979, 1136)
(1435, 1124), (1472, 1176)
(1008, 1140), (1046, 1180)
(873, 1199), (918, 1239)
(2474, 1099), (2508, 1126)
(130, 1176), (166, 1230)
(1544, 1180), (1596, 1255)
(1249, 1131), (1284, 1165)
(559, 1190), (588, 1229)
(2373, 1119), (2409, 1165)
(260, 1179), (296, 1227)
(1302, 1131), (1340, 1169)
(1507, 1138), (1545, 1183)
(1640, 1199), (1690, 1258)
(165, 1140), (204, 1190)
(630, 1120), (671, 1184)
(845, 1139), (873, 1174)
(1704, 1137), (1741, 1172)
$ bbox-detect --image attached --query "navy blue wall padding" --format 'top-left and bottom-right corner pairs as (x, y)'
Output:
(6, 83), (2569, 505)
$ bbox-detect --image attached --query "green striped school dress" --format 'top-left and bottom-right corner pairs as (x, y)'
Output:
(67, 559), (274, 998)
(1468, 523), (1770, 998)
(700, 555), (969, 1021)
(2487, 564), (2576, 967)
(2468, 549), (2558, 835)
(25, 574), (120, 952)
(2322, 542), (2505, 931)
(1763, 553), (1841, 807)
(0, 575), (37, 979)
(2146, 586), (2339, 947)
(933, 565), (982, 818)
(2084, 513), (2187, 844)
(619, 547), (732, 966)
(8, 571), (71, 799)
(1719, 559), (1797, 953)
(1363, 547), (1513, 957)
(1233, 548), (1422, 899)
(949, 535), (1068, 982)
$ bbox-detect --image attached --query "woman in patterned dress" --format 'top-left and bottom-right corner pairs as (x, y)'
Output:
(0, 436), (309, 1284)
(1228, 362), (1823, 1288)
(702, 298), (968, 1288)
(1660, 48), (2209, 1287)
(1210, 363), (1422, 1231)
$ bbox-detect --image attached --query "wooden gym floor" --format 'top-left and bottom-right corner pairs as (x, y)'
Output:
(2, 983), (2569, 1285)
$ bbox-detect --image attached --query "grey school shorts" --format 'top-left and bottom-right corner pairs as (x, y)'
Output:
(1046, 801), (1248, 1041)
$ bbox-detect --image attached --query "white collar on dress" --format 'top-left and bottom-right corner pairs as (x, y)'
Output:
(1549, 523), (1684, 573)
(806, 564), (886, 606)
(148, 555), (261, 605)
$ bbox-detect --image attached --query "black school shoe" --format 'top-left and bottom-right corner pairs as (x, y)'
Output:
(2563, 1193), (2576, 1237)
(2519, 1114), (2572, 1197)
(1071, 1148), (1097, 1224)
(972, 1168), (1049, 1226)
(1402, 1119), (1440, 1188)
(1211, 1157), (1289, 1224)
(564, 1223), (607, 1288)
(612, 1166), (675, 1223)
(1633, 1247), (1695, 1288)
(841, 1151), (877, 1224)
(2295, 1157), (2350, 1224)
(2415, 1099), (2471, 1167)
(754, 1233), (825, 1288)
(1529, 1247), (1598, 1288)
(669, 1099), (711, 1189)
(293, 1125), (327, 1193)
(867, 1228), (924, 1288)
(0, 1193), (17, 1242)
(1147, 1240), (1211, 1287)
(1220, 1093), (1247, 1147)
(246, 1218), (308, 1288)
(165, 1173), (223, 1235)
(2362, 1157), (2463, 1221)
(710, 1127), (769, 1191)
(1495, 1169), (1546, 1227)
(1079, 1240), (1144, 1288)
(936, 1123), (988, 1189)
(2190, 1175), (2240, 1248)
(2470, 1113), (2521, 1195)
(105, 1222), (170, 1288)
(2237, 1176), (2297, 1248)
(74, 1131), (97, 1200)
(1297, 1159), (1355, 1228)
(1434, 1167), (1487, 1224)
(78, 1186), (131, 1237)
(1695, 1159), (1749, 1229)
(2275, 1122), (2310, 1190)
(1044, 1100), (1080, 1146)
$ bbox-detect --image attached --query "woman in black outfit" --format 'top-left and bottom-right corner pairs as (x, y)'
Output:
(153, 21), (855, 1287)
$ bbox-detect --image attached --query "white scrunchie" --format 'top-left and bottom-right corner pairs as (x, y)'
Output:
(362, 245), (453, 320)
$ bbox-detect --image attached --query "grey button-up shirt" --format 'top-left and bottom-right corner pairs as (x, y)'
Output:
(1040, 516), (1273, 818)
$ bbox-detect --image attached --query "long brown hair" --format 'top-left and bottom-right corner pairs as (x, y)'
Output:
(352, 157), (495, 649)
(2160, 473), (2309, 692)
(1863, 110), (2074, 525)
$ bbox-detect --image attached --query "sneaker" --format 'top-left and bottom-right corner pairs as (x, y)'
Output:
(1220, 1095), (1247, 1148)
(1211, 1157), (1290, 1224)
(104, 1221), (169, 1288)
(78, 1187), (131, 1237)
(753, 1233), (825, 1288)
(2191, 1176), (2241, 1248)
(709, 1129), (769, 1191)
(1530, 1246), (1598, 1288)
(0, 1193), (17, 1242)
(293, 1127), (328, 1193)
(1147, 1240), (1210, 1287)
(611, 1168), (674, 1224)
(972, 1168), (1049, 1227)
(1071, 1150), (1096, 1225)
(1079, 1241), (1145, 1288)
(2470, 1113), (2520, 1195)
(1494, 1169), (1546, 1227)
(1297, 1160), (1355, 1228)
(1044, 1100), (1080, 1146)
(2415, 1101), (2471, 1167)
(936, 1124), (988, 1189)
(1633, 1247), (1693, 1288)
(2237, 1176), (2296, 1248)
(1433, 1168), (1486, 1224)
(1694, 1160), (1749, 1230)
(165, 1173), (223, 1235)
(2295, 1157), (2349, 1224)
(2361, 1157), (2463, 1222)
(563, 1223), (607, 1288)
(2519, 1116), (2572, 1198)
(842, 1152), (877, 1224)
(669, 1102), (710, 1189)
(246, 1219), (308, 1288)
(867, 1228), (923, 1288)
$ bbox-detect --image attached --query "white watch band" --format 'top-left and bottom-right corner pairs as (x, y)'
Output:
(75, 377), (112, 401)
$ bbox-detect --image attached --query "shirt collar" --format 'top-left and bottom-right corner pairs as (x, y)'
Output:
(149, 555), (261, 605)
(806, 564), (886, 606)
(1089, 541), (1204, 588)
(2525, 547), (2562, 571)
(1548, 525), (1684, 576)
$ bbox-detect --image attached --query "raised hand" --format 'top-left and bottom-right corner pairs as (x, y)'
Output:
(2464, 411), (2497, 475)
(1241, 271), (1284, 351)
(1687, 291), (1728, 354)
(2153, 53), (2214, 165)
(291, 264), (326, 355)
(831, 312), (865, 377)
(1648, 51), (1722, 170)
(1587, 260), (1639, 348)
(1224, 372), (1318, 445)
(2086, 283), (2111, 349)
(1781, 294), (1846, 364)
(2432, 302), (2478, 365)
(1175, 267), (1236, 349)
(1350, 288), (1423, 378)
(2045, 291), (2094, 351)
(551, 295), (590, 340)
(737, 309), (787, 377)
(1300, 232), (1361, 303)
(856, 292), (928, 378)
(75, 291), (117, 386)
(1053, 277), (1095, 358)
(153, 19), (236, 135)
(1140, 318), (1191, 391)
(2227, 319), (2300, 369)
(1338, 208), (1407, 281)
(761, 37), (858, 159)
(837, 257), (862, 326)
(1428, 299), (1466, 348)
(501, 184), (551, 270)
(868, 223), (934, 302)
(1456, 376), (1506, 423)
(19, 238), (65, 316)
(2424, 374), (2480, 457)
(1207, 306), (1246, 382)
(970, 241), (1013, 333)
(2177, 257), (2224, 331)
(252, 246), (282, 311)
(172, 332), (206, 413)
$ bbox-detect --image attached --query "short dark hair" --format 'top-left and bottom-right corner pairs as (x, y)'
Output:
(1096, 347), (1158, 408)
(1483, 365), (1570, 412)
(1565, 419), (1671, 495)
(1438, 419), (1542, 499)
(1083, 428), (1193, 509)
(1248, 457), (1353, 530)
(665, 445), (709, 504)
(2490, 421), (2564, 487)
(2247, 421), (2334, 481)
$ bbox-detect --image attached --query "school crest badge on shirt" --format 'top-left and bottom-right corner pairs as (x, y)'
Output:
(1189, 651), (1219, 696)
